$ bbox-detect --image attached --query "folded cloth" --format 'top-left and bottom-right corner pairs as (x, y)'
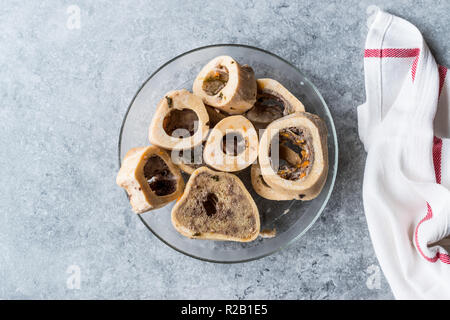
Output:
(358, 9), (450, 299)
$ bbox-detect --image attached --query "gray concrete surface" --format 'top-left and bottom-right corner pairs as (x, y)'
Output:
(1, 0), (448, 299)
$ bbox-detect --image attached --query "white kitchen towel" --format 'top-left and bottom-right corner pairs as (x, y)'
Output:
(357, 9), (450, 299)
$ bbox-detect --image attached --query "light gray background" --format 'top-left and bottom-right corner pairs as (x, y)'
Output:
(1, 0), (448, 299)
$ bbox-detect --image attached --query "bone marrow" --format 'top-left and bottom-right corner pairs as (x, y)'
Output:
(202, 65), (229, 96)
(144, 155), (176, 196)
(193, 56), (257, 115)
(258, 112), (328, 201)
(171, 167), (260, 242)
(163, 108), (198, 137)
(203, 115), (258, 172)
(149, 89), (209, 150)
(245, 78), (305, 130)
(116, 146), (184, 213)
(276, 127), (314, 181)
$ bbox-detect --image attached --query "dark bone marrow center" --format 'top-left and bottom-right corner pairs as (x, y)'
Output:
(202, 65), (229, 96)
(202, 193), (218, 216)
(271, 126), (314, 181)
(163, 108), (198, 137)
(144, 155), (176, 196)
(246, 91), (286, 125)
(221, 132), (246, 156)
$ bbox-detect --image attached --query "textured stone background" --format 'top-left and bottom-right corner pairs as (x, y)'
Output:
(1, 0), (448, 299)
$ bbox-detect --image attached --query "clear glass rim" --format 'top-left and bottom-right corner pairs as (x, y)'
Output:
(117, 43), (339, 264)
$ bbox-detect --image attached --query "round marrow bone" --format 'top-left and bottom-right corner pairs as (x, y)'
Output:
(193, 56), (257, 115)
(245, 78), (305, 130)
(116, 146), (185, 213)
(149, 89), (209, 150)
(171, 167), (260, 242)
(203, 115), (258, 172)
(258, 112), (328, 201)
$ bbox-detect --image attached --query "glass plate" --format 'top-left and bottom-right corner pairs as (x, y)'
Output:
(118, 44), (338, 263)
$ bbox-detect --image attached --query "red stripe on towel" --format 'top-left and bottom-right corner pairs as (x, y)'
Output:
(411, 56), (419, 82)
(364, 48), (420, 58)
